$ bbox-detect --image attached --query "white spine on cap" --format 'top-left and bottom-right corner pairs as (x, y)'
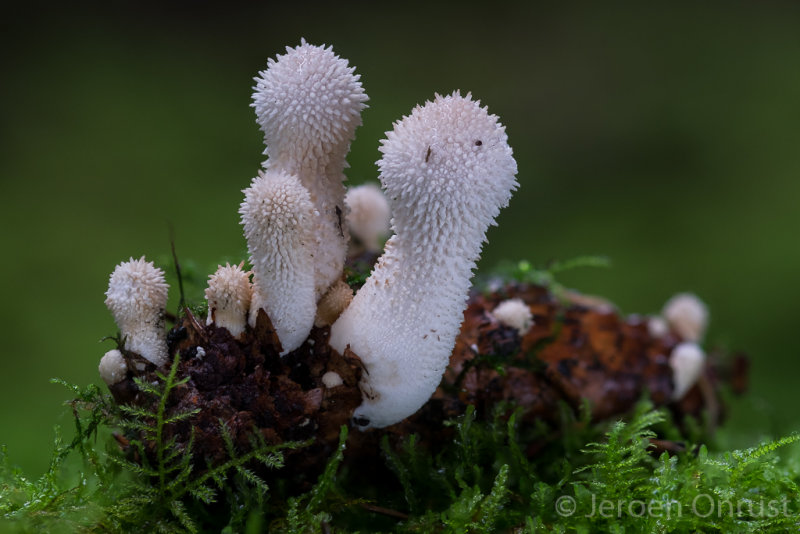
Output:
(670, 342), (706, 399)
(330, 92), (518, 429)
(205, 263), (252, 339)
(240, 169), (316, 354)
(345, 183), (391, 252)
(105, 257), (170, 366)
(252, 39), (369, 297)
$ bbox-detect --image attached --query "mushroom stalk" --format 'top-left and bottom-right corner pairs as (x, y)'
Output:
(252, 39), (369, 297)
(330, 92), (518, 429)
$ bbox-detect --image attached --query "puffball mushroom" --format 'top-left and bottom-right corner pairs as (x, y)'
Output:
(670, 342), (706, 400)
(663, 292), (709, 342)
(252, 39), (369, 297)
(99, 349), (127, 385)
(314, 280), (354, 327)
(491, 298), (533, 335)
(240, 169), (316, 354)
(205, 263), (251, 339)
(105, 257), (170, 366)
(330, 92), (518, 429)
(345, 183), (391, 252)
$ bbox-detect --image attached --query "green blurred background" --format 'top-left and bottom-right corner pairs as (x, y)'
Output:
(1, 2), (798, 475)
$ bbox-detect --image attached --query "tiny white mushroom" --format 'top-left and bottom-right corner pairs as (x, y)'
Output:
(345, 183), (391, 252)
(105, 257), (169, 366)
(670, 342), (706, 400)
(314, 280), (354, 327)
(647, 316), (669, 338)
(321, 371), (344, 388)
(252, 39), (369, 297)
(240, 169), (316, 354)
(205, 262), (252, 339)
(331, 92), (518, 429)
(663, 292), (709, 342)
(98, 349), (127, 385)
(491, 298), (533, 335)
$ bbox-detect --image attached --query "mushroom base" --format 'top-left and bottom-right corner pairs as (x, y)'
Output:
(106, 279), (747, 495)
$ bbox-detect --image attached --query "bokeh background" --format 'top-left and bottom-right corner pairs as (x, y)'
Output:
(1, 2), (799, 475)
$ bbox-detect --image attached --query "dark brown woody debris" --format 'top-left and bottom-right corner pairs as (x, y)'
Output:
(107, 280), (747, 485)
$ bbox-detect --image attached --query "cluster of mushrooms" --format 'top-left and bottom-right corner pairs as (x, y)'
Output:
(99, 40), (714, 435)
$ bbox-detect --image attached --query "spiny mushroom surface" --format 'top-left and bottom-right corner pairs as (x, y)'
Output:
(98, 349), (127, 385)
(240, 169), (316, 354)
(104, 257), (169, 366)
(330, 92), (518, 429)
(205, 263), (251, 339)
(252, 39), (369, 297)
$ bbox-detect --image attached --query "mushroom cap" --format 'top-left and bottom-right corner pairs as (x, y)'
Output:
(252, 39), (368, 168)
(491, 298), (533, 335)
(345, 183), (391, 252)
(670, 342), (706, 399)
(98, 349), (127, 385)
(378, 91), (518, 237)
(105, 256), (168, 319)
(663, 292), (709, 342)
(205, 263), (252, 338)
(314, 279), (354, 327)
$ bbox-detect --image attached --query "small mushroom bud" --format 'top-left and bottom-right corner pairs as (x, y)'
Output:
(491, 298), (533, 335)
(252, 39), (369, 297)
(647, 316), (669, 338)
(314, 280), (354, 327)
(205, 263), (252, 339)
(240, 169), (316, 354)
(105, 257), (169, 366)
(321, 371), (344, 388)
(345, 183), (391, 252)
(670, 342), (706, 399)
(663, 292), (709, 342)
(98, 349), (127, 385)
(331, 92), (518, 429)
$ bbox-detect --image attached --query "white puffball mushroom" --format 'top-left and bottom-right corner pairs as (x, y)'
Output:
(314, 280), (354, 327)
(252, 39), (369, 297)
(345, 183), (391, 252)
(669, 342), (706, 400)
(330, 91), (518, 429)
(99, 349), (127, 385)
(663, 292), (709, 342)
(321, 371), (344, 388)
(105, 257), (170, 366)
(491, 298), (533, 335)
(240, 169), (316, 354)
(205, 263), (252, 339)
(648, 316), (669, 338)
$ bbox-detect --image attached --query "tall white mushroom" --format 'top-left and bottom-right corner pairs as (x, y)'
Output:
(240, 169), (316, 354)
(205, 263), (251, 339)
(345, 183), (391, 252)
(105, 257), (169, 366)
(330, 92), (518, 429)
(252, 39), (369, 297)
